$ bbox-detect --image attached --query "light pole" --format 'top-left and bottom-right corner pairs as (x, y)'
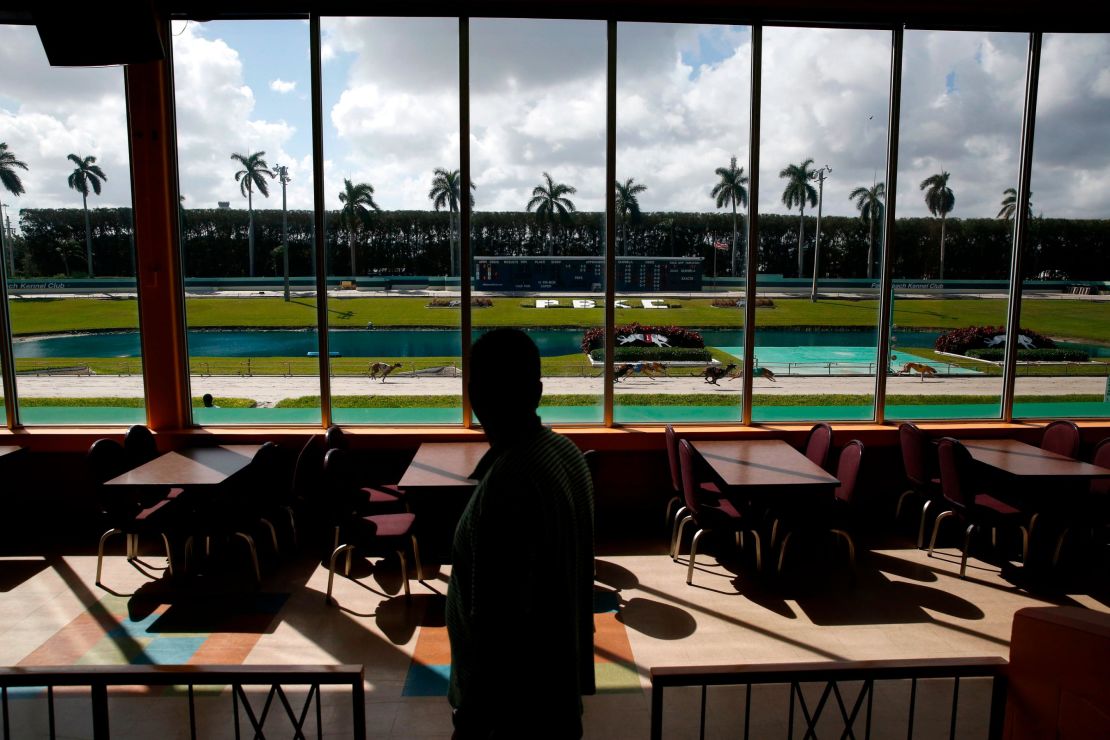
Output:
(0, 201), (10, 276)
(275, 164), (291, 302)
(809, 164), (831, 302)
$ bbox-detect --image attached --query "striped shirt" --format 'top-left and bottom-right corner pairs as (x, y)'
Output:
(446, 423), (595, 734)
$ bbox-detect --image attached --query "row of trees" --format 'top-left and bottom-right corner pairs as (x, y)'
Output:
(11, 207), (1107, 282)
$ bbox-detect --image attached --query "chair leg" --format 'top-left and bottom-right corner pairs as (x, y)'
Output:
(284, 506), (298, 547)
(959, 524), (977, 579)
(917, 499), (933, 549)
(1053, 529), (1068, 567)
(669, 507), (688, 557)
(96, 528), (123, 587)
(326, 544), (355, 605)
(770, 519), (780, 550)
(672, 516), (692, 560)
(776, 531), (794, 574)
(830, 529), (856, 571)
(398, 550), (411, 598)
(748, 529), (763, 572)
(895, 489), (914, 521)
(161, 533), (175, 577)
(664, 497), (680, 528)
(234, 532), (261, 583)
(410, 535), (424, 581)
(261, 518), (280, 554)
(927, 510), (955, 556)
(686, 529), (705, 585)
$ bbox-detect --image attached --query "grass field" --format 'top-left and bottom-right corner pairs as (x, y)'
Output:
(8, 295), (1110, 343)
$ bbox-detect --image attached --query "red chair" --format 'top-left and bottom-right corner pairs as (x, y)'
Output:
(323, 425), (405, 512)
(929, 438), (1029, 578)
(803, 423), (833, 471)
(1051, 437), (1110, 566)
(323, 448), (423, 605)
(895, 421), (944, 548)
(665, 425), (720, 558)
(676, 440), (762, 585)
(89, 439), (177, 590)
(1041, 420), (1080, 459)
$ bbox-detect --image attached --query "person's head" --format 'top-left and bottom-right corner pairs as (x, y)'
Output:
(202, 393), (214, 408)
(469, 328), (542, 433)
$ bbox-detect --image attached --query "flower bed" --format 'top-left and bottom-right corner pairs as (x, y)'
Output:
(934, 325), (1056, 355)
(581, 324), (704, 353)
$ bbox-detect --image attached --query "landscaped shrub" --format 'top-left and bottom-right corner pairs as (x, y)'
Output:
(711, 297), (775, 308)
(426, 297), (492, 307)
(934, 325), (1056, 355)
(581, 324), (705, 353)
(589, 347), (713, 363)
(966, 348), (1089, 362)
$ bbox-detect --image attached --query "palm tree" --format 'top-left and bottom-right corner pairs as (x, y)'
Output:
(231, 150), (273, 277)
(66, 153), (107, 278)
(0, 142), (29, 275)
(919, 171), (955, 280)
(711, 157), (749, 276)
(526, 172), (577, 256)
(338, 178), (380, 278)
(849, 182), (885, 279)
(428, 168), (475, 277)
(779, 158), (818, 277)
(997, 187), (1033, 221)
(614, 178), (647, 256)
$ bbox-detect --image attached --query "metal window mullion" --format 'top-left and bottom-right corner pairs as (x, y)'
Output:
(0, 222), (18, 428)
(741, 24), (762, 427)
(1001, 32), (1042, 423)
(460, 17), (473, 428)
(604, 20), (617, 427)
(874, 26), (904, 424)
(310, 14), (332, 428)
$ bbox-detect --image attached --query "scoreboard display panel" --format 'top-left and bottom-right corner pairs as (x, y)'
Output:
(474, 256), (702, 292)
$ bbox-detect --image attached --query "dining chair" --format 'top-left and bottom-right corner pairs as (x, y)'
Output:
(89, 438), (177, 590)
(323, 448), (423, 605)
(803, 423), (833, 471)
(325, 425), (348, 451)
(665, 426), (721, 558)
(1051, 437), (1110, 566)
(1041, 420), (1080, 459)
(676, 440), (761, 585)
(895, 421), (945, 548)
(929, 437), (1029, 578)
(246, 441), (297, 553)
(123, 424), (184, 503)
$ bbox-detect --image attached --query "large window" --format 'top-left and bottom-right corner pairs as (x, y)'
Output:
(883, 31), (1028, 421)
(752, 26), (891, 423)
(0, 23), (146, 425)
(1013, 32), (1110, 419)
(613, 23), (751, 423)
(322, 17), (463, 424)
(172, 18), (320, 424)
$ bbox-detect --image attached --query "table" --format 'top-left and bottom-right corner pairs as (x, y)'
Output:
(105, 445), (262, 487)
(963, 439), (1110, 480)
(0, 446), (26, 460)
(399, 441), (490, 562)
(690, 440), (840, 493)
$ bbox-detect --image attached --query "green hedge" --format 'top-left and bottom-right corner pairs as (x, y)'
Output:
(966, 348), (1090, 362)
(588, 347), (713, 363)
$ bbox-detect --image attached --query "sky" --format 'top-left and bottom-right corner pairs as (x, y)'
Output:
(1, 21), (1108, 224)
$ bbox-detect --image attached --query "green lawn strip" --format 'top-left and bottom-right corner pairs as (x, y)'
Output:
(9, 296), (1110, 344)
(17, 396), (256, 408)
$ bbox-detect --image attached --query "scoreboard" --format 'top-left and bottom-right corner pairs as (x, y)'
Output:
(473, 256), (702, 292)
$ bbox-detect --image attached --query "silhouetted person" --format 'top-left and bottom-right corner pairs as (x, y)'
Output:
(201, 393), (216, 408)
(447, 328), (595, 739)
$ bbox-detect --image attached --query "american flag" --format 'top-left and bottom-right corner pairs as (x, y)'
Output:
(713, 240), (730, 251)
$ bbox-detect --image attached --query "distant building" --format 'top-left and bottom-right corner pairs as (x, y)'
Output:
(217, 201), (230, 209)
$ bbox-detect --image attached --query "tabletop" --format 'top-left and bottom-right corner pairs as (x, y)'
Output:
(398, 442), (490, 489)
(691, 439), (840, 490)
(963, 439), (1110, 479)
(0, 446), (26, 460)
(105, 445), (262, 487)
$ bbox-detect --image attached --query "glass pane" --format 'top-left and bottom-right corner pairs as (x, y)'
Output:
(321, 17), (461, 424)
(172, 19), (320, 424)
(1, 24), (146, 425)
(753, 27), (891, 423)
(470, 19), (606, 425)
(883, 30), (1028, 421)
(1013, 32), (1110, 420)
(613, 23), (751, 424)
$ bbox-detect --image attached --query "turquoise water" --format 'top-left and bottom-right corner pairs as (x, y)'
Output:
(714, 345), (982, 376)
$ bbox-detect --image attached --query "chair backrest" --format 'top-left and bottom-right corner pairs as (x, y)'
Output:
(899, 421), (933, 486)
(834, 440), (865, 504)
(322, 447), (357, 521)
(1041, 420), (1080, 459)
(87, 438), (128, 485)
(1091, 437), (1110, 497)
(583, 449), (599, 481)
(123, 424), (158, 467)
(249, 441), (288, 493)
(804, 423), (833, 470)
(937, 437), (974, 510)
(292, 435), (325, 503)
(325, 425), (348, 451)
(664, 425), (681, 494)
(677, 440), (705, 515)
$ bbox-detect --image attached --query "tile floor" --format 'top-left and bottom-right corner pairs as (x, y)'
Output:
(1, 533), (1107, 739)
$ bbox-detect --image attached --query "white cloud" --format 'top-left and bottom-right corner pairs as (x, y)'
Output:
(269, 78), (297, 94)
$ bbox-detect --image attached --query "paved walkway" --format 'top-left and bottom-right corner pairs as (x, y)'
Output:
(10, 373), (1105, 406)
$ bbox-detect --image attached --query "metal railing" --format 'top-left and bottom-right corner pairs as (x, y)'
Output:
(0, 664), (365, 740)
(650, 657), (1008, 740)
